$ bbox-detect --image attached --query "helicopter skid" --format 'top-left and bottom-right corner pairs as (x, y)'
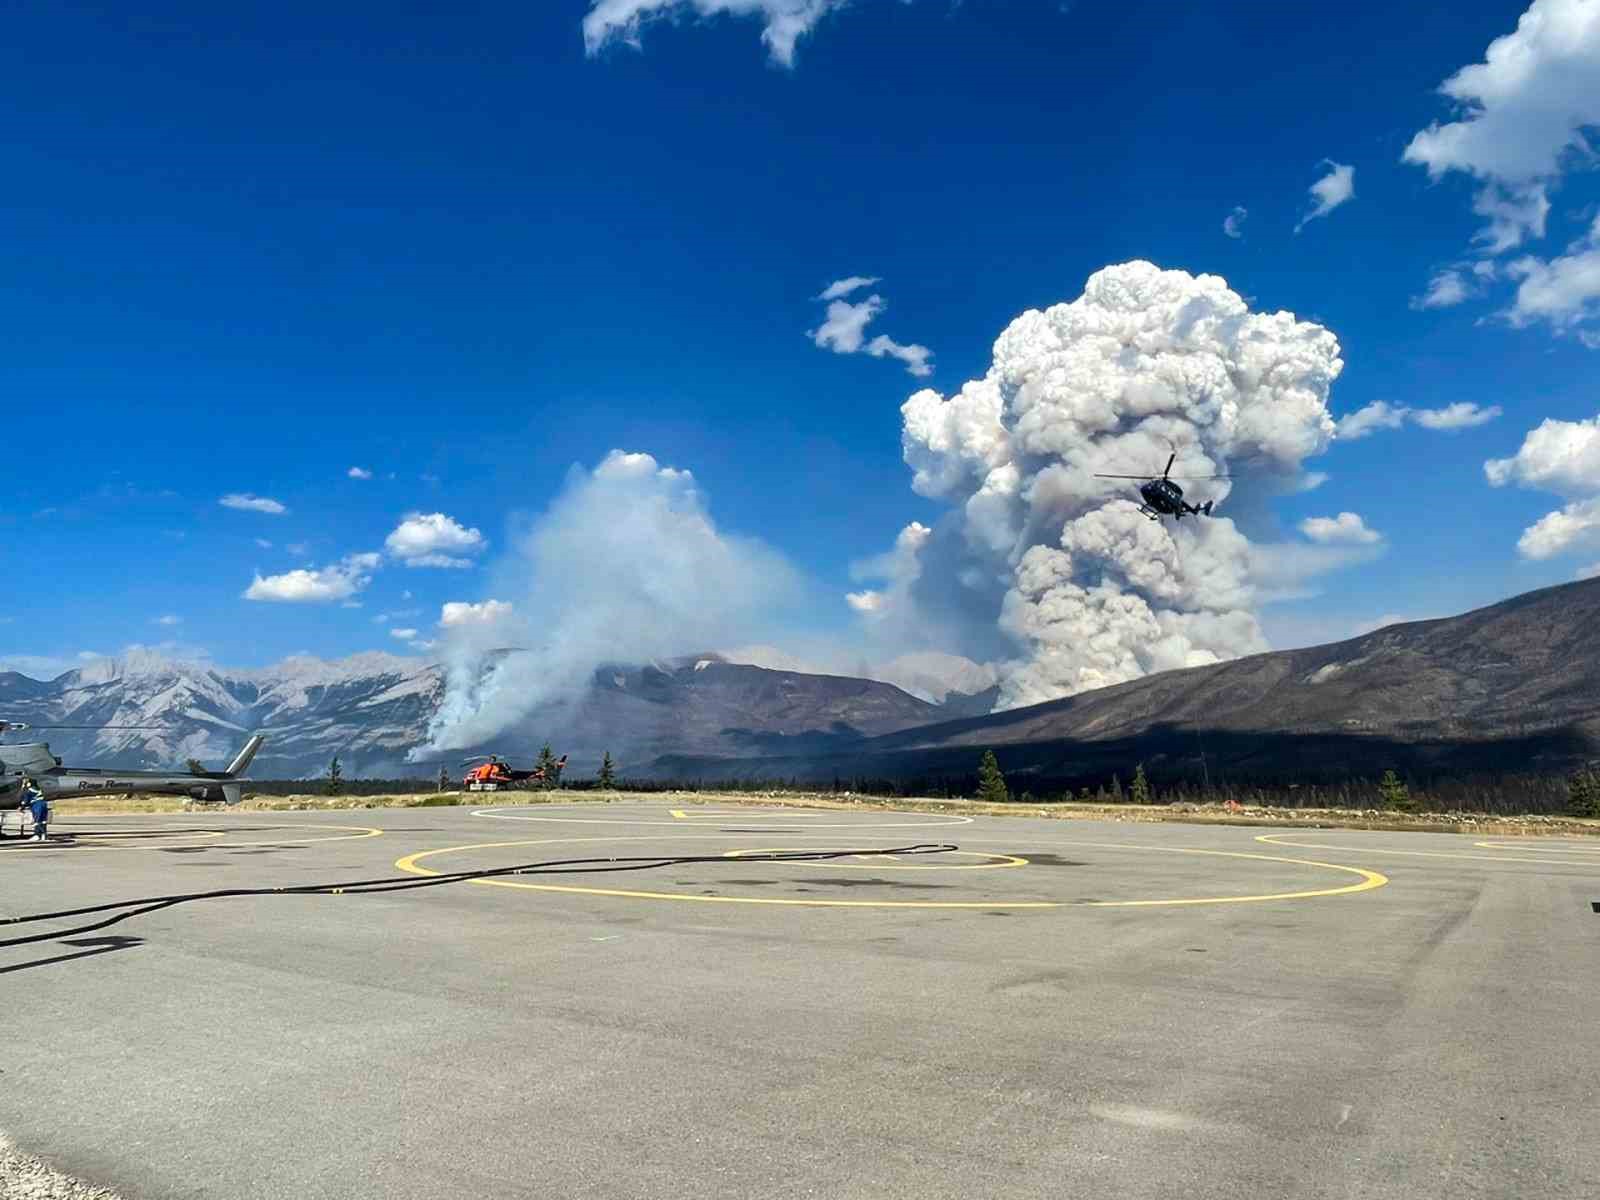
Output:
(1137, 505), (1162, 522)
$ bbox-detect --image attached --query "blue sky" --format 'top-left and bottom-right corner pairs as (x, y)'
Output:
(3, 0), (1598, 681)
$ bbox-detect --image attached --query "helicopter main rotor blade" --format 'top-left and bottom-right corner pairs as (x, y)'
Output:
(1163, 451), (1176, 479)
(9, 724), (167, 730)
(1092, 474), (1156, 480)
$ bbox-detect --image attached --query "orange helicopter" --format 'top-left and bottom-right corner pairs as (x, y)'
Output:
(461, 753), (566, 792)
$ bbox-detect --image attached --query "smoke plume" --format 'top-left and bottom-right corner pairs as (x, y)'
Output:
(875, 261), (1346, 709)
(418, 451), (804, 752)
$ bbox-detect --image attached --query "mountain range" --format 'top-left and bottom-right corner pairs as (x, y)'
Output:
(659, 576), (1600, 786)
(0, 649), (974, 779)
(4, 577), (1598, 786)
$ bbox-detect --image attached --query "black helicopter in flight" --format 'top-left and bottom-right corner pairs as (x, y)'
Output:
(1095, 451), (1228, 522)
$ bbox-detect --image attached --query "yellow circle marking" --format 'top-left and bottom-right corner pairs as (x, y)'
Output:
(1257, 832), (1600, 867)
(721, 847), (1026, 871)
(393, 834), (1386, 909)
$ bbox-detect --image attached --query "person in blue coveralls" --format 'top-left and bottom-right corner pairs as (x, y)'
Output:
(22, 777), (48, 841)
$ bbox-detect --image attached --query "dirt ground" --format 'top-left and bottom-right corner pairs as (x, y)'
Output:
(44, 787), (1600, 837)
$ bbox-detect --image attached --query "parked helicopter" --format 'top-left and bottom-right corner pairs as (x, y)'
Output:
(0, 722), (265, 807)
(1095, 451), (1229, 522)
(462, 753), (566, 792)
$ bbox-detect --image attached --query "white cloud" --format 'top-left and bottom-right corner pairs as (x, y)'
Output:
(1505, 217), (1600, 339)
(243, 552), (382, 603)
(1295, 161), (1355, 233)
(254, 537), (273, 549)
(1337, 399), (1500, 438)
(439, 599), (515, 628)
(1298, 512), (1382, 545)
(152, 614), (182, 627)
(1486, 412), (1600, 561)
(1485, 414), (1600, 492)
(1412, 269), (1472, 310)
(1298, 471), (1330, 492)
(864, 334), (933, 377)
(390, 628), (420, 641)
(845, 590), (884, 613)
(348, 466), (373, 480)
(1223, 206), (1247, 239)
(1515, 496), (1600, 559)
(1472, 185), (1552, 255)
(1402, 0), (1600, 252)
(583, 0), (849, 67)
(220, 493), (287, 515)
(1410, 402), (1503, 431)
(1336, 401), (1409, 440)
(385, 512), (487, 568)
(811, 293), (881, 353)
(809, 279), (933, 377)
(818, 275), (879, 300)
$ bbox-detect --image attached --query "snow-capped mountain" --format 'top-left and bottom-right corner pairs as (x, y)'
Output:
(0, 649), (989, 779)
(0, 651), (442, 778)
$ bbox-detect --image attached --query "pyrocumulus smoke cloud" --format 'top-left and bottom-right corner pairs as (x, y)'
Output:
(869, 260), (1348, 709)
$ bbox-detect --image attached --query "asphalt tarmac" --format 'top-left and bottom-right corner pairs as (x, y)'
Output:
(2, 801), (1597, 1200)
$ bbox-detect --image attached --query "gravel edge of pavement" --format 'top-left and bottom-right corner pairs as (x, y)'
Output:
(1, 1134), (122, 1200)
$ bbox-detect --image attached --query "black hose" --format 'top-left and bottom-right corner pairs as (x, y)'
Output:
(0, 843), (958, 948)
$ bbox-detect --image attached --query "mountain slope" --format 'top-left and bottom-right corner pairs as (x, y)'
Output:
(0, 651), (948, 778)
(653, 577), (1600, 784)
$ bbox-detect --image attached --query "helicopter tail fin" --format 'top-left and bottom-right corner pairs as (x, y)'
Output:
(224, 734), (265, 777)
(1201, 500), (1214, 517)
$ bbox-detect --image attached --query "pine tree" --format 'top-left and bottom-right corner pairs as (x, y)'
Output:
(437, 765), (450, 792)
(186, 758), (206, 775)
(1131, 763), (1150, 805)
(1378, 769), (1412, 812)
(1569, 770), (1600, 818)
(976, 750), (1009, 804)
(598, 751), (617, 790)
(1109, 773), (1124, 803)
(534, 744), (557, 790)
(326, 755), (343, 797)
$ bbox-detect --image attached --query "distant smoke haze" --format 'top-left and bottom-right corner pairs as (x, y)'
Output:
(417, 451), (808, 753)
